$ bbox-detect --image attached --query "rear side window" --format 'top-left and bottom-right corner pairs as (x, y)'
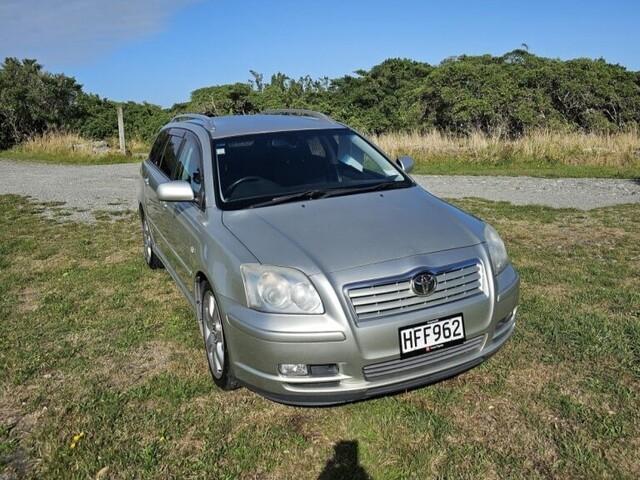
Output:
(175, 132), (204, 198)
(159, 134), (183, 178)
(149, 131), (168, 166)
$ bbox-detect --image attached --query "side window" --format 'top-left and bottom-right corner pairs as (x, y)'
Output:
(149, 131), (168, 166)
(362, 153), (385, 175)
(175, 132), (204, 202)
(159, 134), (183, 178)
(336, 134), (396, 178)
(336, 134), (365, 172)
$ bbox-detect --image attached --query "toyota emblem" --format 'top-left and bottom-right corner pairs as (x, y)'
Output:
(411, 272), (437, 296)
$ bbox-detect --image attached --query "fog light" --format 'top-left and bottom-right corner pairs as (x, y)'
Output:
(278, 363), (308, 376)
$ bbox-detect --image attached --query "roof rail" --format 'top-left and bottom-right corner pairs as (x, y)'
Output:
(262, 108), (334, 122)
(170, 113), (216, 130)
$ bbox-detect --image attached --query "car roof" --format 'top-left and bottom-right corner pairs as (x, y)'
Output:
(168, 112), (346, 139)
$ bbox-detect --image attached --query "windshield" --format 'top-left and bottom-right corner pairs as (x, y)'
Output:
(213, 128), (411, 209)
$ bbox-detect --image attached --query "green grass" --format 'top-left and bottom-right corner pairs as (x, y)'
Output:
(0, 150), (139, 165)
(410, 155), (640, 178)
(1, 196), (639, 479)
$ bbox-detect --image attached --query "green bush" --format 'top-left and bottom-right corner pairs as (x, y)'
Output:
(0, 58), (82, 149)
(1, 51), (639, 151)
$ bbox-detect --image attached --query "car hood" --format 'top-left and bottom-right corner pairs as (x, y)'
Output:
(222, 186), (485, 275)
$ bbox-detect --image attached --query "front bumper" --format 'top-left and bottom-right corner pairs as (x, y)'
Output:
(221, 257), (520, 407)
(239, 314), (515, 406)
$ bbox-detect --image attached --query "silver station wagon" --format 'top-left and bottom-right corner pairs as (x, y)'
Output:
(138, 109), (519, 406)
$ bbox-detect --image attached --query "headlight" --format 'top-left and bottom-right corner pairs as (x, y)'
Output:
(240, 264), (324, 314)
(484, 224), (509, 274)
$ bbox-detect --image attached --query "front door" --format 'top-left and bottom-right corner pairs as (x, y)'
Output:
(164, 131), (207, 296)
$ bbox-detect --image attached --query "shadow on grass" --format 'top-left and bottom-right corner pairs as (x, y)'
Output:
(318, 440), (371, 480)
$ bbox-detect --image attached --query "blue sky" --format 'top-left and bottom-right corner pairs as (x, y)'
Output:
(1, 0), (638, 107)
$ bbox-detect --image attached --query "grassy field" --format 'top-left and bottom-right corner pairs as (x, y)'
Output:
(1, 196), (639, 479)
(373, 129), (640, 178)
(0, 133), (145, 165)
(2, 130), (640, 178)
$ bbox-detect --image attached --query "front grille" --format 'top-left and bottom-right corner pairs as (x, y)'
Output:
(346, 261), (485, 321)
(363, 335), (485, 380)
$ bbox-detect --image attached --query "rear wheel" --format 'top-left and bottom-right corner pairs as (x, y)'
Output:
(141, 214), (163, 269)
(201, 283), (238, 390)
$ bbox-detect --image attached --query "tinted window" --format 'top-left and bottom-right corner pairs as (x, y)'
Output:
(214, 129), (409, 209)
(149, 131), (168, 166)
(175, 132), (204, 199)
(159, 134), (183, 178)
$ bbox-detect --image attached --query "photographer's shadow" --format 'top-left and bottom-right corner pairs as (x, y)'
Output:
(318, 440), (371, 480)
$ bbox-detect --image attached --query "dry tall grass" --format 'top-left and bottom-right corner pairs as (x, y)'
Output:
(9, 132), (150, 159)
(123, 137), (151, 155)
(3, 132), (145, 164)
(372, 129), (640, 167)
(15, 132), (100, 155)
(6, 130), (640, 172)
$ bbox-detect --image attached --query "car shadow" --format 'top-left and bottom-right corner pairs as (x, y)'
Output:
(317, 440), (371, 480)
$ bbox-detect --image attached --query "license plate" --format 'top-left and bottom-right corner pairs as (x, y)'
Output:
(398, 314), (465, 359)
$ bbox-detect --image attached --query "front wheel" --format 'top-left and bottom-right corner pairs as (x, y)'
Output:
(201, 284), (238, 390)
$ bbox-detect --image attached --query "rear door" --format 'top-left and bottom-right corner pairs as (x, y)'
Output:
(142, 130), (168, 250)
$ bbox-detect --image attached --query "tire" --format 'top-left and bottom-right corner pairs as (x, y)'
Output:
(141, 213), (163, 269)
(201, 282), (238, 391)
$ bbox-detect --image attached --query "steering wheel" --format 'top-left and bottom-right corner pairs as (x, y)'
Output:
(224, 176), (263, 197)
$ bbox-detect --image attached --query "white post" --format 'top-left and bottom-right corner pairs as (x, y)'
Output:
(117, 105), (126, 155)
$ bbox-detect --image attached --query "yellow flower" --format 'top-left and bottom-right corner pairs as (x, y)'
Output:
(70, 432), (85, 449)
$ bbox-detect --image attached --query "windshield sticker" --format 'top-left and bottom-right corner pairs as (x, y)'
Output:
(216, 147), (226, 156)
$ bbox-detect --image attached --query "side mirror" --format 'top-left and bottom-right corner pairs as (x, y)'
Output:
(157, 180), (195, 202)
(396, 155), (415, 174)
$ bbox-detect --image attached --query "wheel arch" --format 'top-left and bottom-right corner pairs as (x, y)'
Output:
(194, 271), (211, 322)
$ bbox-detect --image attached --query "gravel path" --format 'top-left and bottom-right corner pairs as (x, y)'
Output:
(413, 175), (640, 210)
(0, 160), (140, 222)
(1, 160), (639, 221)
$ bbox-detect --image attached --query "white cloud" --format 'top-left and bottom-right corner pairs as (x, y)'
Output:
(0, 0), (197, 64)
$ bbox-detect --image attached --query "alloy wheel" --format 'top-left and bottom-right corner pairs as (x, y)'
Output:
(142, 218), (152, 264)
(203, 290), (225, 379)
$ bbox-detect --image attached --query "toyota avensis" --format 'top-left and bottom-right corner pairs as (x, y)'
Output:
(138, 109), (519, 406)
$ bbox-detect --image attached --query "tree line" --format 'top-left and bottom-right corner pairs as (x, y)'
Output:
(1, 50), (639, 150)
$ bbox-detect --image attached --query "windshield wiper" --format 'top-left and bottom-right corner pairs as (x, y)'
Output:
(249, 189), (329, 208)
(248, 182), (408, 208)
(321, 181), (407, 198)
